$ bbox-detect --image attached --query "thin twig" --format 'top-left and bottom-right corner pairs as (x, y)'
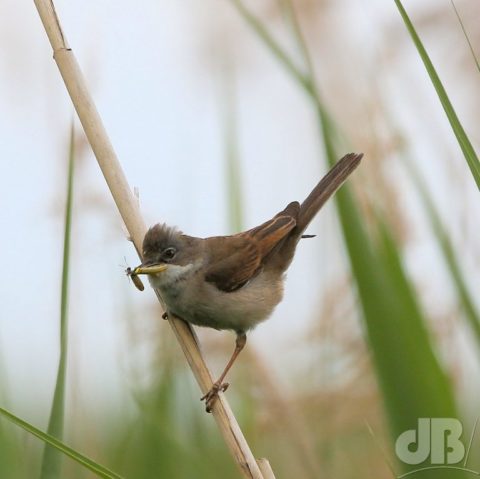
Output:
(33, 1), (267, 477)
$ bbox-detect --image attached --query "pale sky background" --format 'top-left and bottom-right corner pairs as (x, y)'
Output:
(1, 0), (479, 420)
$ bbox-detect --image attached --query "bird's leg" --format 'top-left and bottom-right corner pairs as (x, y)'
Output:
(201, 332), (247, 413)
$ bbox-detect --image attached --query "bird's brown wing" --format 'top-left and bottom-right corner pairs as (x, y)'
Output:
(205, 203), (298, 292)
(204, 236), (261, 292)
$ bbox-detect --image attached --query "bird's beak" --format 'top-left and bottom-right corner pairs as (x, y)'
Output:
(133, 263), (168, 275)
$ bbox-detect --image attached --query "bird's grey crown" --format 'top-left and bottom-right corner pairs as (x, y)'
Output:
(142, 223), (183, 259)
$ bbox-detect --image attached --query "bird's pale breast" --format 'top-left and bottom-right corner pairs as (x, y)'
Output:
(150, 266), (284, 333)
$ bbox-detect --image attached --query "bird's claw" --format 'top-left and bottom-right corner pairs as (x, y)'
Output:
(200, 382), (229, 413)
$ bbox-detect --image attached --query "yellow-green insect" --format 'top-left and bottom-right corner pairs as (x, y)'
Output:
(126, 266), (144, 291)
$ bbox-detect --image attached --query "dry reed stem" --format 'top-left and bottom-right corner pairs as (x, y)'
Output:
(256, 459), (275, 479)
(33, 1), (269, 478)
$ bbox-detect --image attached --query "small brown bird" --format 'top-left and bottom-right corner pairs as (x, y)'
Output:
(131, 153), (362, 412)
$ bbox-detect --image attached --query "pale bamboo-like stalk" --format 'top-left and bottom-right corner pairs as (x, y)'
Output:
(256, 459), (276, 479)
(33, 1), (269, 478)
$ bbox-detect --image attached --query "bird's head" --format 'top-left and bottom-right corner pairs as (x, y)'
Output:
(133, 224), (202, 288)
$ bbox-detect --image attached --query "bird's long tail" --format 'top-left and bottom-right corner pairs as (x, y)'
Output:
(296, 152), (363, 234)
(266, 152), (362, 273)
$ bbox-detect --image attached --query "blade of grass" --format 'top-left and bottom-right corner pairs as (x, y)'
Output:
(220, 63), (244, 233)
(40, 122), (75, 479)
(278, 0), (340, 163)
(394, 0), (480, 190)
(331, 163), (463, 479)
(0, 280), (23, 477)
(405, 155), (480, 347)
(0, 422), (24, 478)
(230, 0), (314, 99)
(449, 0), (480, 73)
(0, 406), (123, 479)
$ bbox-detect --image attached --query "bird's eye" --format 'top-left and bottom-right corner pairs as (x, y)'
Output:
(162, 247), (176, 261)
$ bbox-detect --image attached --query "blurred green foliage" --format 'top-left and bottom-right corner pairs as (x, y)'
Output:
(1, 1), (479, 479)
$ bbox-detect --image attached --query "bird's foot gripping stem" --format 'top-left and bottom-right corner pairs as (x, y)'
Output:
(200, 381), (229, 413)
